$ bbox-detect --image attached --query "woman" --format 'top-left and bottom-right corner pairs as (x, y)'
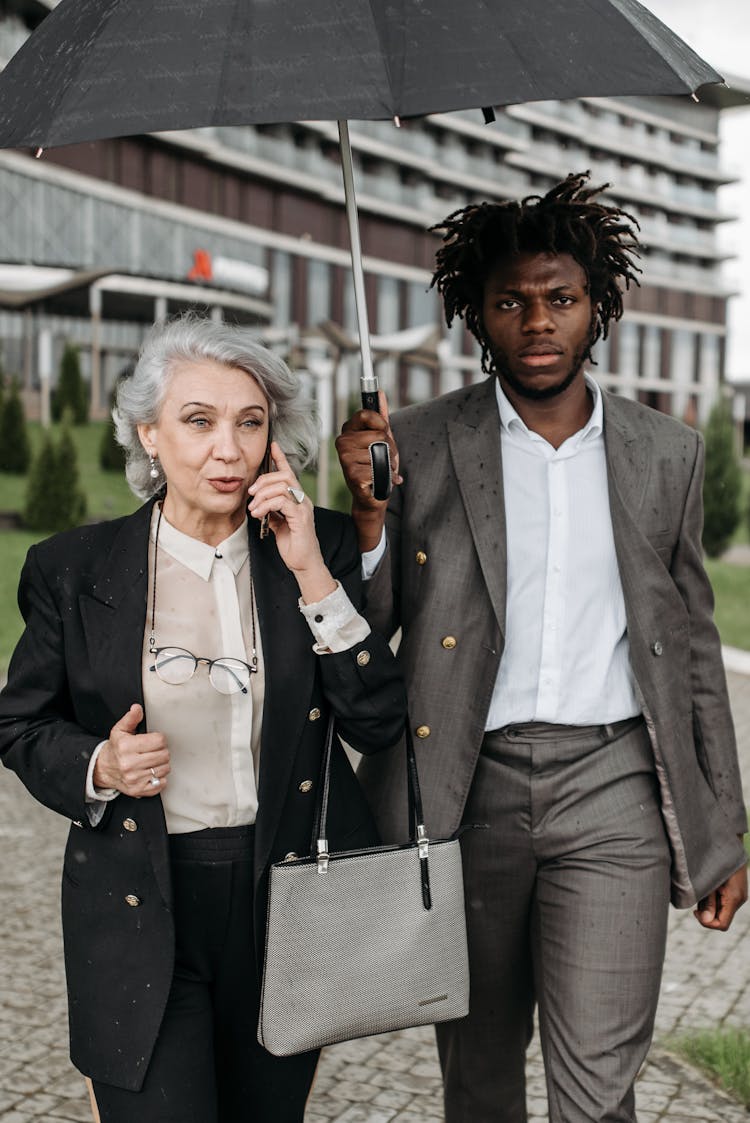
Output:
(0, 315), (406, 1123)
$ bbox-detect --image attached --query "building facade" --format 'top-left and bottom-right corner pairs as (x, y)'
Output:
(0, 0), (745, 431)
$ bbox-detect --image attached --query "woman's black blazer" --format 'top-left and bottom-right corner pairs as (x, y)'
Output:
(0, 499), (406, 1090)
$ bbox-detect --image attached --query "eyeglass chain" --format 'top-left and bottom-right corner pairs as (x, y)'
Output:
(148, 502), (258, 671)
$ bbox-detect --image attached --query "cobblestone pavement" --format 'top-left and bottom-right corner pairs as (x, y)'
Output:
(0, 670), (748, 1122)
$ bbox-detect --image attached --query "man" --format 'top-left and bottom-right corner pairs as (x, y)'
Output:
(336, 173), (747, 1123)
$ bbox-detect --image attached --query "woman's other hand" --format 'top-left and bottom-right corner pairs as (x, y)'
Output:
(93, 704), (171, 798)
(248, 442), (337, 604)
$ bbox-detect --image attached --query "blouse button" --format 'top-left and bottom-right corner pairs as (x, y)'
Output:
(308, 707), (321, 721)
(416, 550), (427, 566)
(356, 650), (371, 667)
(124, 894), (141, 908)
(314, 614), (324, 623)
(122, 818), (138, 832)
(299, 780), (313, 794)
(415, 725), (431, 739)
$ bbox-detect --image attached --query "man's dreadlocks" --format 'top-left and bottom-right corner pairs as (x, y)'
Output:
(430, 172), (642, 375)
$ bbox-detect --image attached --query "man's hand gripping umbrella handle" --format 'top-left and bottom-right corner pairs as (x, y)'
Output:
(361, 383), (392, 501)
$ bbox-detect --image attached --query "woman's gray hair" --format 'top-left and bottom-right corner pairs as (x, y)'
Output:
(114, 314), (319, 499)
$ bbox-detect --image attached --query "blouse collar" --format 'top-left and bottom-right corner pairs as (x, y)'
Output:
(150, 505), (249, 581)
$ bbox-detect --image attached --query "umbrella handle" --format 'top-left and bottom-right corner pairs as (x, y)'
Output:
(361, 389), (392, 500)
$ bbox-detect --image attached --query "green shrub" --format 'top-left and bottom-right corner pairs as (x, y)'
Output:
(53, 343), (89, 425)
(24, 414), (87, 532)
(0, 379), (31, 474)
(702, 399), (741, 558)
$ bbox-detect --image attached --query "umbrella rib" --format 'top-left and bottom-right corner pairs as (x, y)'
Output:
(365, 0), (402, 114)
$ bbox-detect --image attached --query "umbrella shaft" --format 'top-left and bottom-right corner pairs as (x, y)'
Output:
(338, 120), (377, 390)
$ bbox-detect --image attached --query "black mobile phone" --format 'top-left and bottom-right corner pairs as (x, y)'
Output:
(259, 423), (273, 539)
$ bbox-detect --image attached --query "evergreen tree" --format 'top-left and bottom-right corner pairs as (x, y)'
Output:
(0, 378), (31, 474)
(702, 398), (741, 558)
(53, 343), (89, 424)
(24, 414), (87, 533)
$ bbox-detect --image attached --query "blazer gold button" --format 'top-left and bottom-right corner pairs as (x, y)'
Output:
(308, 707), (321, 721)
(416, 550), (427, 565)
(441, 636), (457, 650)
(356, 650), (371, 666)
(299, 780), (313, 793)
(652, 641), (664, 656)
(123, 818), (138, 832)
(416, 725), (431, 739)
(124, 894), (141, 908)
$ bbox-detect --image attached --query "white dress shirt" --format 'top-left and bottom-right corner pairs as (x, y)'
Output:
(363, 374), (640, 729)
(487, 375), (639, 727)
(87, 508), (370, 831)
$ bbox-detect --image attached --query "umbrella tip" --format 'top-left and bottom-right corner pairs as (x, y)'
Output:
(691, 92), (699, 103)
(393, 115), (402, 128)
(34, 147), (44, 159)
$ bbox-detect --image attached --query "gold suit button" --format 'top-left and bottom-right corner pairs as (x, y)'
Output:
(441, 636), (457, 650)
(299, 780), (313, 794)
(356, 650), (371, 667)
(415, 725), (431, 739)
(122, 818), (138, 832)
(308, 707), (321, 721)
(124, 894), (141, 908)
(416, 550), (427, 566)
(652, 641), (664, 656)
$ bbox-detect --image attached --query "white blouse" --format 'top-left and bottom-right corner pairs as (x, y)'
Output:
(86, 507), (369, 832)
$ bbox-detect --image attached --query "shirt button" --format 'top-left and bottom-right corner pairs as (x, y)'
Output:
(415, 551), (427, 566)
(652, 641), (664, 656)
(124, 894), (141, 908)
(356, 650), (371, 667)
(122, 818), (138, 832)
(299, 780), (313, 794)
(415, 725), (431, 739)
(308, 707), (321, 721)
(441, 635), (457, 650)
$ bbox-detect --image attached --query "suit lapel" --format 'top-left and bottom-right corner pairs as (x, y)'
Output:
(447, 378), (507, 640)
(250, 524), (316, 878)
(79, 501), (153, 722)
(603, 392), (661, 639)
(79, 500), (172, 910)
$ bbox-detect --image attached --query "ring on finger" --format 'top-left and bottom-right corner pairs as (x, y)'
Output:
(287, 486), (305, 505)
(149, 767), (160, 788)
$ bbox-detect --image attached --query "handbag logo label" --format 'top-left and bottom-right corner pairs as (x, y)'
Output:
(418, 994), (448, 1007)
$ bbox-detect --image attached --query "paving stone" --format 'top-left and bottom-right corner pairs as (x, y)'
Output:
(1, 668), (749, 1122)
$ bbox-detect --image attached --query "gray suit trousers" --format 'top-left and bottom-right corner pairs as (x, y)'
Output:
(437, 719), (671, 1123)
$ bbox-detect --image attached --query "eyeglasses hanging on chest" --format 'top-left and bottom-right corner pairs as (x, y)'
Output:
(148, 505), (258, 696)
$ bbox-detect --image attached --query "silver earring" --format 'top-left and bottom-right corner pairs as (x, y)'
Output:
(149, 454), (159, 480)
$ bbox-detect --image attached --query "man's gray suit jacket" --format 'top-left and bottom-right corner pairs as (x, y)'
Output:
(358, 375), (748, 908)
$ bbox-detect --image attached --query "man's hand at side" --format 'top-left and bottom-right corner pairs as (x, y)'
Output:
(693, 857), (748, 931)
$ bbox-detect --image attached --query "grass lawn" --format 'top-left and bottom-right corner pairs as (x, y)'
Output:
(704, 559), (750, 652)
(672, 1028), (750, 1109)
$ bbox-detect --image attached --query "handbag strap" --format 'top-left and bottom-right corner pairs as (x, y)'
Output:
(309, 715), (427, 869)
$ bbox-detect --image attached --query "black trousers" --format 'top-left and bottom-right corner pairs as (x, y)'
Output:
(93, 826), (319, 1123)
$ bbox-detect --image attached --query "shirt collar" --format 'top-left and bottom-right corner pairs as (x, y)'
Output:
(494, 371), (603, 444)
(150, 506), (249, 580)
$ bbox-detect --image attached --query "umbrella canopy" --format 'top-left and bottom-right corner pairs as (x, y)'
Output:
(0, 0), (722, 497)
(0, 0), (722, 150)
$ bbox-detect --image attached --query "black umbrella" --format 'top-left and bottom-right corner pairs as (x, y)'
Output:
(0, 0), (722, 496)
